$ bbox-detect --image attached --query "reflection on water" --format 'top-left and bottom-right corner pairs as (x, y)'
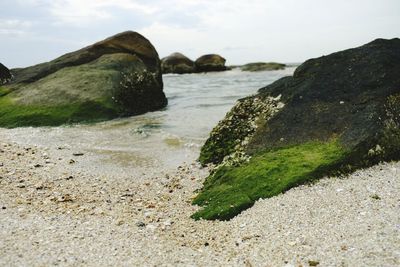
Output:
(0, 68), (296, 173)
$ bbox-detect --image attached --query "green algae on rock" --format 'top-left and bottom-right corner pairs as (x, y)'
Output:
(241, 62), (286, 72)
(194, 38), (400, 220)
(161, 52), (196, 74)
(193, 140), (347, 220)
(1, 31), (167, 128)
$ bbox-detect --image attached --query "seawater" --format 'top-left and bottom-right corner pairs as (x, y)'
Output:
(0, 67), (295, 173)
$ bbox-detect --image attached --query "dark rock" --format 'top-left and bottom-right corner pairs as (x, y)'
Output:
(161, 52), (195, 74)
(251, 38), (400, 158)
(136, 221), (146, 227)
(0, 63), (12, 84)
(1, 31), (167, 128)
(202, 38), (400, 165)
(195, 54), (227, 72)
(308, 260), (320, 266)
(241, 62), (286, 72)
(195, 38), (400, 220)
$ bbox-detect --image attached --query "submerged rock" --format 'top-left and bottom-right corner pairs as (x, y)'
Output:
(161, 52), (195, 74)
(241, 62), (286, 72)
(194, 38), (400, 220)
(195, 54), (227, 72)
(0, 31), (167, 128)
(0, 63), (11, 84)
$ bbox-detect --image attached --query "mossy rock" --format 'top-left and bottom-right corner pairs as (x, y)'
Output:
(194, 140), (347, 220)
(195, 38), (400, 220)
(1, 31), (167, 128)
(241, 62), (286, 72)
(195, 54), (227, 72)
(161, 52), (195, 74)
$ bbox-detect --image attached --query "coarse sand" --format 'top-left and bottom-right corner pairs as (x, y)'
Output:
(0, 141), (399, 266)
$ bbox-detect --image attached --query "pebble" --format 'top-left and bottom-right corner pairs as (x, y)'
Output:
(136, 221), (146, 227)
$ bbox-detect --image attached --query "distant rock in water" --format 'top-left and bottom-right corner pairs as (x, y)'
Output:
(193, 38), (400, 220)
(195, 54), (227, 72)
(0, 63), (11, 84)
(241, 62), (286, 72)
(0, 31), (167, 128)
(161, 52), (195, 74)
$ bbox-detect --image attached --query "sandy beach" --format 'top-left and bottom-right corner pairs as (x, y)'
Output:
(0, 139), (399, 267)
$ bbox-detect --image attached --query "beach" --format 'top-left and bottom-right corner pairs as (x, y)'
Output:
(1, 139), (399, 266)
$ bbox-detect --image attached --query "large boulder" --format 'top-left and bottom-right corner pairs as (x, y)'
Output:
(195, 54), (227, 72)
(193, 38), (400, 220)
(0, 31), (167, 128)
(0, 63), (11, 84)
(161, 52), (195, 74)
(241, 62), (286, 72)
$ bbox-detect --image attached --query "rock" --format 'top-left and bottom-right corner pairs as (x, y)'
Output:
(240, 62), (286, 72)
(161, 52), (195, 74)
(193, 38), (400, 220)
(57, 194), (73, 202)
(0, 31), (167, 128)
(136, 221), (146, 227)
(195, 54), (227, 72)
(163, 219), (173, 226)
(308, 260), (320, 266)
(370, 194), (381, 200)
(0, 63), (12, 85)
(116, 220), (125, 226)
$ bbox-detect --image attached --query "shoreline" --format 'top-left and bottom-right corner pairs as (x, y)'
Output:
(0, 140), (399, 266)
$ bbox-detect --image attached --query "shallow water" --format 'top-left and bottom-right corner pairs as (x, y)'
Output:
(0, 68), (295, 173)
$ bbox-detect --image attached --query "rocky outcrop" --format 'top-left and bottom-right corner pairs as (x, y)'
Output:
(193, 38), (400, 220)
(241, 62), (286, 72)
(0, 63), (11, 84)
(161, 52), (195, 74)
(195, 54), (227, 72)
(0, 31), (167, 128)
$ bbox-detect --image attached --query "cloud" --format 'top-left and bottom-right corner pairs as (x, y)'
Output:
(1, 0), (399, 66)
(47, 0), (157, 25)
(139, 22), (206, 57)
(0, 19), (32, 36)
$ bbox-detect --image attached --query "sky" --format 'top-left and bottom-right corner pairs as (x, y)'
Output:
(1, 0), (399, 68)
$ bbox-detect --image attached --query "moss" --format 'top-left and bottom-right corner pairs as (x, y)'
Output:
(0, 86), (11, 97)
(0, 53), (166, 128)
(192, 140), (347, 220)
(0, 95), (117, 128)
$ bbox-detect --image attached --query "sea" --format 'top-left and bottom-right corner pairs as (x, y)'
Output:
(0, 67), (296, 175)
